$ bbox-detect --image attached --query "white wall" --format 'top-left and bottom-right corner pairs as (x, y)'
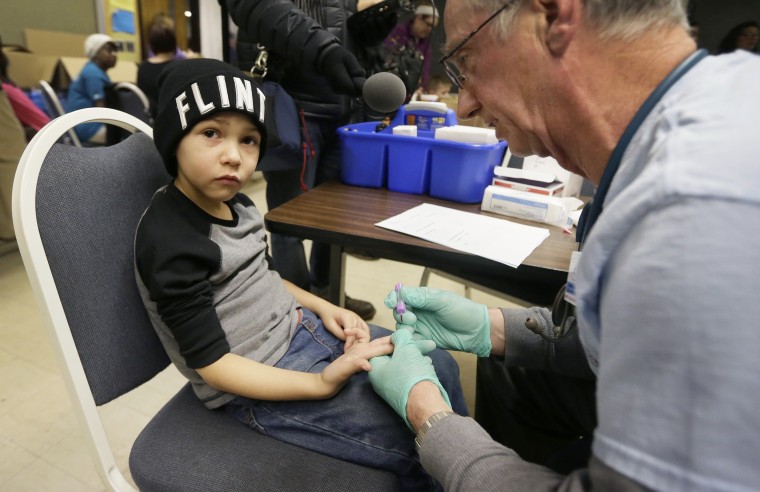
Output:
(199, 0), (224, 60)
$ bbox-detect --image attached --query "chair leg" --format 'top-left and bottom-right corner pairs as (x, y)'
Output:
(420, 267), (432, 287)
(421, 268), (471, 298)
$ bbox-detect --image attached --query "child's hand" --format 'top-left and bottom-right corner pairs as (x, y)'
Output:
(319, 336), (393, 397)
(318, 304), (371, 351)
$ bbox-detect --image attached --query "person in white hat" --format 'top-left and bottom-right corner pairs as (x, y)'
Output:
(64, 33), (118, 144)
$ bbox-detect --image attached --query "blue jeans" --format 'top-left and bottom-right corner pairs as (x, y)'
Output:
(225, 309), (468, 490)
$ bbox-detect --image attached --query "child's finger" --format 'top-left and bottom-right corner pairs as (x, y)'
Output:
(344, 334), (356, 351)
(354, 359), (372, 372)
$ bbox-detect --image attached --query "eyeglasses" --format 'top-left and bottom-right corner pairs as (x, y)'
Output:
(439, 2), (514, 89)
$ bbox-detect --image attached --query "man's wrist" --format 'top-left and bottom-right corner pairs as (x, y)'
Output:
(406, 381), (452, 431)
(489, 308), (505, 355)
(415, 410), (456, 452)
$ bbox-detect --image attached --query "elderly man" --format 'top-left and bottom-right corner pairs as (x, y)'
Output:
(368, 0), (760, 490)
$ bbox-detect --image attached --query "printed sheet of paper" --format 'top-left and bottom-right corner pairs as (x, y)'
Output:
(375, 203), (550, 268)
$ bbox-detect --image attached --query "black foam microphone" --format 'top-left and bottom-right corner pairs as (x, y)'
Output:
(362, 72), (407, 114)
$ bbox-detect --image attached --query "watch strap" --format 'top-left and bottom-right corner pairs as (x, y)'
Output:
(415, 410), (456, 451)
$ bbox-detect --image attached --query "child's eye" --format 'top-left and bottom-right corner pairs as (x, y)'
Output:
(241, 135), (259, 146)
(202, 129), (220, 139)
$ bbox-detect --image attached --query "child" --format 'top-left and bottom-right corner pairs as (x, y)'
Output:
(134, 58), (467, 490)
(425, 74), (453, 100)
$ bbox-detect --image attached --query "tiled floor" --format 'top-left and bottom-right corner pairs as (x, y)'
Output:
(0, 175), (516, 490)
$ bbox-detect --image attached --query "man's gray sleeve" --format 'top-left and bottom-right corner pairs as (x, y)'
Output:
(420, 415), (572, 491)
(420, 416), (650, 491)
(500, 307), (595, 379)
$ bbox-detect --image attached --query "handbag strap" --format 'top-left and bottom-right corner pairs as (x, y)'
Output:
(250, 44), (269, 79)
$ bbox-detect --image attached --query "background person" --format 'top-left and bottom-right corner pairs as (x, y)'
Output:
(717, 20), (760, 54)
(0, 36), (50, 137)
(137, 22), (181, 118)
(422, 74), (452, 100)
(64, 33), (117, 144)
(144, 13), (193, 60)
(381, 0), (439, 98)
(0, 84), (26, 253)
(369, 0), (760, 490)
(226, 0), (397, 321)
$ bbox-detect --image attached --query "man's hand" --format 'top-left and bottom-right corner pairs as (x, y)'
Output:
(318, 45), (366, 96)
(385, 287), (492, 357)
(368, 329), (451, 429)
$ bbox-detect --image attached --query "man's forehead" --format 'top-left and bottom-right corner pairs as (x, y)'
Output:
(443, 6), (468, 50)
(442, 1), (487, 52)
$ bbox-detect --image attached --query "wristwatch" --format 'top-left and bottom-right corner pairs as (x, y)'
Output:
(415, 411), (456, 451)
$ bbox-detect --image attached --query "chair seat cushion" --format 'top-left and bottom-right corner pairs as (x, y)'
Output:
(130, 384), (401, 491)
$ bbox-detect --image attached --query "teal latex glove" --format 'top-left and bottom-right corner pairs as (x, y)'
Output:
(385, 286), (492, 357)
(369, 329), (451, 430)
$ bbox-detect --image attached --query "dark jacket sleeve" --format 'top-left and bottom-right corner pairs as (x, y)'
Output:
(225, 0), (341, 73)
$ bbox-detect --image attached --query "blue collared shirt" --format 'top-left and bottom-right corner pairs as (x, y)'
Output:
(577, 51), (760, 492)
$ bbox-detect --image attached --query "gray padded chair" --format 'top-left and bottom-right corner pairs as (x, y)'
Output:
(13, 108), (401, 491)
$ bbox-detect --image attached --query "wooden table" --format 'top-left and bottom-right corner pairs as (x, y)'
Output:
(264, 181), (579, 307)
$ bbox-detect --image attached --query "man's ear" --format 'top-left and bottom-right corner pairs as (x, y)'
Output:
(538, 0), (578, 56)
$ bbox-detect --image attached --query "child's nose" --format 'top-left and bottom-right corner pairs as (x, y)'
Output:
(221, 142), (242, 166)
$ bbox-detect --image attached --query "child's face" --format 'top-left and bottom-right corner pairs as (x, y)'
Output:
(175, 111), (262, 216)
(429, 84), (451, 98)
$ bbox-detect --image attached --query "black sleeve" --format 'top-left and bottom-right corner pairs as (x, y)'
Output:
(225, 0), (341, 73)
(135, 190), (231, 368)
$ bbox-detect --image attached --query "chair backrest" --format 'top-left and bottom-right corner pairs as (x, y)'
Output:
(111, 81), (152, 124)
(105, 82), (153, 145)
(38, 79), (83, 147)
(13, 108), (171, 490)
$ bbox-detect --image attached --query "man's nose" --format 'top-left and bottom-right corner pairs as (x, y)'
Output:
(456, 87), (481, 121)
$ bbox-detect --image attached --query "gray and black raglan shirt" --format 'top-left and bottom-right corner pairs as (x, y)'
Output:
(134, 183), (299, 409)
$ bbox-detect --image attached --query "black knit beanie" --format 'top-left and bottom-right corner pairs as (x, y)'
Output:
(153, 58), (268, 177)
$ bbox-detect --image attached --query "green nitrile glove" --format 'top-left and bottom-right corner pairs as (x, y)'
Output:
(384, 286), (492, 357)
(369, 329), (451, 430)
(398, 325), (437, 355)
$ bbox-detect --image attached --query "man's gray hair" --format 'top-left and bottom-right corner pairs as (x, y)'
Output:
(462, 0), (689, 41)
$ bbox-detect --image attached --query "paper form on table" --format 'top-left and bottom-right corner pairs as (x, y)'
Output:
(375, 203), (550, 268)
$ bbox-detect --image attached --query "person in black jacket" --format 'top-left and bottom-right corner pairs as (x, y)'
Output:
(227, 0), (397, 321)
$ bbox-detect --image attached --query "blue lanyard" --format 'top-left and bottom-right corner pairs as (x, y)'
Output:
(576, 49), (708, 246)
